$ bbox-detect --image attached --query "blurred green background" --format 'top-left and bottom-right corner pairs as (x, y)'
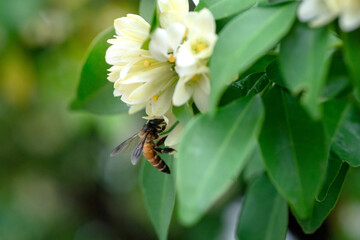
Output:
(1, 0), (360, 239)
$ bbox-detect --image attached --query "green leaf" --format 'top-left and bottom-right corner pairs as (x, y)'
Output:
(268, 0), (295, 4)
(209, 3), (297, 111)
(140, 154), (175, 240)
(237, 173), (288, 240)
(242, 145), (265, 183)
(177, 95), (264, 225)
(279, 22), (332, 119)
(317, 151), (343, 201)
(323, 99), (350, 145)
(140, 1), (159, 50)
(343, 28), (360, 94)
(265, 60), (287, 88)
(196, 0), (257, 19)
(220, 73), (269, 106)
(139, 0), (156, 23)
(259, 86), (328, 219)
(332, 103), (360, 167)
(322, 52), (351, 100)
(173, 104), (194, 126)
(241, 54), (278, 77)
(296, 161), (349, 233)
(317, 100), (349, 201)
(70, 28), (129, 114)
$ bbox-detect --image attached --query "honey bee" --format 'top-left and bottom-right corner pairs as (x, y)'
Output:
(110, 119), (174, 174)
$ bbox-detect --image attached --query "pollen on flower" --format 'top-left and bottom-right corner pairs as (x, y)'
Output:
(144, 60), (152, 67)
(152, 95), (159, 101)
(168, 54), (176, 63)
(191, 74), (200, 81)
(196, 43), (207, 53)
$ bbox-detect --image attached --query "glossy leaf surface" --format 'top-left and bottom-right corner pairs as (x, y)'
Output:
(71, 28), (128, 114)
(220, 73), (269, 106)
(317, 151), (343, 201)
(279, 22), (331, 119)
(259, 86), (328, 218)
(237, 173), (288, 240)
(296, 162), (348, 233)
(343, 29), (360, 94)
(332, 104), (360, 167)
(140, 155), (175, 240)
(242, 145), (265, 182)
(323, 99), (350, 144)
(209, 3), (297, 111)
(177, 95), (264, 225)
(196, 0), (257, 19)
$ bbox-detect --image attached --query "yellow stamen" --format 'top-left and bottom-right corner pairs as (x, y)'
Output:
(168, 54), (176, 63)
(152, 95), (159, 101)
(144, 60), (151, 67)
(191, 75), (200, 81)
(196, 43), (207, 53)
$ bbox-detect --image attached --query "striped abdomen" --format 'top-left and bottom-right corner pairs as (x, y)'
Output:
(142, 139), (170, 174)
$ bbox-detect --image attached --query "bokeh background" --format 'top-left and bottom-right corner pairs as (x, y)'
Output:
(1, 0), (360, 239)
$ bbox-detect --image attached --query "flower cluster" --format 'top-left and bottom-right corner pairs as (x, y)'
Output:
(105, 0), (217, 125)
(298, 0), (360, 32)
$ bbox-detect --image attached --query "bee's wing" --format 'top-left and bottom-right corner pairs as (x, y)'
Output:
(110, 133), (139, 157)
(131, 134), (147, 165)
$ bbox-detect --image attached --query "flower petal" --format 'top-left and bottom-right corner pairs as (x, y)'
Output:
(339, 11), (360, 32)
(185, 9), (215, 38)
(193, 83), (209, 113)
(175, 42), (197, 76)
(150, 82), (176, 116)
(128, 102), (146, 114)
(298, 0), (323, 22)
(149, 28), (170, 61)
(166, 22), (186, 53)
(172, 78), (193, 106)
(158, 0), (189, 27)
(165, 123), (184, 147)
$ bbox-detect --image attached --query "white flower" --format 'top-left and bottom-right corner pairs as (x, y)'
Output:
(149, 22), (186, 62)
(158, 0), (189, 28)
(175, 9), (217, 77)
(106, 14), (150, 65)
(165, 123), (184, 147)
(172, 9), (217, 112)
(145, 78), (177, 116)
(106, 4), (217, 142)
(106, 14), (177, 116)
(112, 58), (177, 115)
(173, 71), (211, 112)
(298, 0), (360, 32)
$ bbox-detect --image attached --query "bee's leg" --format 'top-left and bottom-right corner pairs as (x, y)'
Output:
(156, 136), (167, 146)
(154, 147), (175, 154)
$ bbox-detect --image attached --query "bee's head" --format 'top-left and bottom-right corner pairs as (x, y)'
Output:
(148, 118), (165, 127)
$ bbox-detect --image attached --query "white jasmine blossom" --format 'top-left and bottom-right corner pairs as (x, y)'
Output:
(149, 22), (186, 62)
(172, 9), (217, 112)
(106, 0), (217, 147)
(106, 14), (150, 65)
(145, 78), (177, 116)
(298, 0), (360, 32)
(148, 8), (217, 112)
(165, 123), (184, 147)
(158, 0), (189, 28)
(173, 71), (210, 112)
(106, 14), (177, 116)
